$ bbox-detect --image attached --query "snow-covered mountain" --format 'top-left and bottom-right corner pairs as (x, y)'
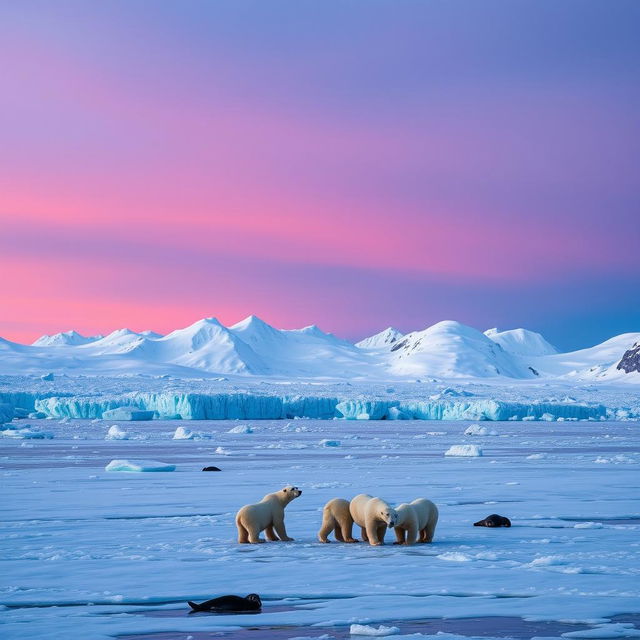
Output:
(387, 321), (536, 379)
(356, 327), (404, 349)
(528, 332), (640, 381)
(1, 317), (637, 382)
(484, 328), (558, 357)
(32, 330), (103, 347)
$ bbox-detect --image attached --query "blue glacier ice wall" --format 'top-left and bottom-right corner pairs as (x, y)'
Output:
(34, 393), (340, 420)
(26, 392), (609, 421)
(334, 399), (606, 421)
(0, 391), (70, 412)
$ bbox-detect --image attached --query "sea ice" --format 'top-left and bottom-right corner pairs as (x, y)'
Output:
(445, 444), (483, 457)
(0, 425), (53, 439)
(562, 623), (640, 638)
(104, 459), (176, 472)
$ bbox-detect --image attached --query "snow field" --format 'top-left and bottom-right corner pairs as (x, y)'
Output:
(1, 418), (639, 640)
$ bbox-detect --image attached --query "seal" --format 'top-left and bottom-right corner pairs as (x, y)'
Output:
(202, 466), (221, 471)
(474, 514), (511, 527)
(188, 594), (262, 612)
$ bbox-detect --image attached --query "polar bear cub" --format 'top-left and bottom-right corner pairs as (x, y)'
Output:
(318, 498), (357, 543)
(236, 485), (302, 544)
(393, 498), (438, 545)
(349, 494), (398, 546)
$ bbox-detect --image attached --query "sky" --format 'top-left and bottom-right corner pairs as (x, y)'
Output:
(0, 1), (638, 351)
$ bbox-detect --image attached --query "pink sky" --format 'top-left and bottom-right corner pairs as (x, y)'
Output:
(0, 2), (638, 349)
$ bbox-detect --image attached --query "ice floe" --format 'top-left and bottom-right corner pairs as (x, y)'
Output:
(104, 459), (176, 472)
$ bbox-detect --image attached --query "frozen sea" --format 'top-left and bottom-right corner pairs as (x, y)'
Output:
(1, 418), (639, 640)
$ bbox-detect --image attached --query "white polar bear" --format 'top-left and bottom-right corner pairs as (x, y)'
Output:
(393, 498), (438, 545)
(349, 493), (398, 546)
(317, 498), (357, 543)
(236, 485), (302, 544)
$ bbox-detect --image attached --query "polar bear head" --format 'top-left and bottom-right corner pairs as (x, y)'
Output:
(379, 505), (398, 528)
(280, 485), (302, 503)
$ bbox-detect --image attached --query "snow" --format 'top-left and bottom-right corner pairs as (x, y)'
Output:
(104, 459), (176, 472)
(1, 418), (639, 640)
(445, 444), (483, 457)
(1, 316), (637, 383)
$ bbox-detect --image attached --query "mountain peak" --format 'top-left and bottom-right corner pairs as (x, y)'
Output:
(484, 327), (558, 357)
(356, 327), (404, 350)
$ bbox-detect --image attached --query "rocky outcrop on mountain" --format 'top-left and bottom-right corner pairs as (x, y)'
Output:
(616, 342), (640, 374)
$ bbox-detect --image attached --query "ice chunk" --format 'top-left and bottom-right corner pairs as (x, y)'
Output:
(102, 407), (155, 421)
(464, 423), (497, 436)
(445, 444), (483, 457)
(105, 425), (129, 440)
(173, 426), (194, 440)
(215, 446), (231, 455)
(40, 372), (54, 381)
(28, 411), (47, 419)
(1, 425), (54, 439)
(105, 459), (176, 472)
(320, 439), (341, 447)
(227, 424), (253, 434)
(541, 412), (556, 421)
(574, 521), (604, 529)
(349, 624), (399, 636)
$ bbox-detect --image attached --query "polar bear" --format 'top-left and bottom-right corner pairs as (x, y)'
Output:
(318, 498), (358, 543)
(393, 498), (438, 545)
(349, 493), (398, 546)
(236, 485), (302, 544)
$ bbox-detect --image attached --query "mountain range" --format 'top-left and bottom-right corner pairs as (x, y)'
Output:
(0, 316), (637, 382)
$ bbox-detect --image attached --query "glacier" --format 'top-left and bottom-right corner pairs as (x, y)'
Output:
(0, 384), (619, 422)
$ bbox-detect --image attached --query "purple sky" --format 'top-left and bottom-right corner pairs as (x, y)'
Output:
(0, 1), (638, 350)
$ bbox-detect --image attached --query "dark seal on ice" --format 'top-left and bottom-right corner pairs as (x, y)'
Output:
(202, 466), (221, 472)
(474, 514), (511, 527)
(188, 594), (262, 613)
